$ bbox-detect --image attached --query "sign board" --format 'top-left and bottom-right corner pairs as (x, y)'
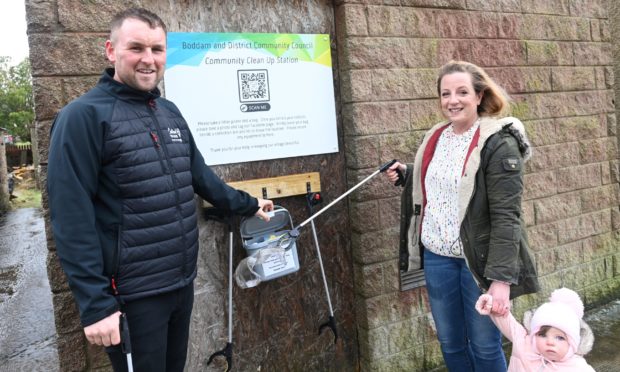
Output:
(164, 33), (339, 165)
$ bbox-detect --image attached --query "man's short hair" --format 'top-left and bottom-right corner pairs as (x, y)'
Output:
(110, 8), (167, 40)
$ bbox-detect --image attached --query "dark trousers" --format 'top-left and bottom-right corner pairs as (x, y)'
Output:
(106, 283), (194, 372)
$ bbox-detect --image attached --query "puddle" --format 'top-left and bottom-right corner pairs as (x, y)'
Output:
(584, 299), (620, 371)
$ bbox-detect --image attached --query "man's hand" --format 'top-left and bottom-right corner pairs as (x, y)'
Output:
(254, 198), (274, 222)
(84, 311), (122, 346)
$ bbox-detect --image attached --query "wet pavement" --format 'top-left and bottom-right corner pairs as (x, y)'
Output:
(585, 299), (620, 371)
(0, 207), (619, 371)
(0, 208), (58, 372)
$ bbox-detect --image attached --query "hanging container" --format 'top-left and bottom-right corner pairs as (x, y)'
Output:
(239, 206), (300, 282)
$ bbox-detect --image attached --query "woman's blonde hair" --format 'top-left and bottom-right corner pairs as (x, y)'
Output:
(436, 60), (511, 117)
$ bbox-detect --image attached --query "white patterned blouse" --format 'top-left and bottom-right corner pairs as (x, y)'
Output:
(421, 120), (480, 257)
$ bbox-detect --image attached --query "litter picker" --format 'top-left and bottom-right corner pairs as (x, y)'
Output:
(120, 312), (134, 372)
(276, 159), (404, 249)
(205, 209), (235, 372)
(305, 191), (338, 343)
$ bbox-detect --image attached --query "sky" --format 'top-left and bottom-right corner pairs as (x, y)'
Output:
(0, 0), (29, 65)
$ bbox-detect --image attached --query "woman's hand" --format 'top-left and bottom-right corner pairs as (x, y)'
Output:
(487, 281), (511, 317)
(384, 161), (406, 184)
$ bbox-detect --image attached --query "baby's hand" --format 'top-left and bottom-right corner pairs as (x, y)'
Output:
(475, 294), (493, 315)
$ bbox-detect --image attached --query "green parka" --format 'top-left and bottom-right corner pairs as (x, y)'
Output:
(399, 116), (539, 299)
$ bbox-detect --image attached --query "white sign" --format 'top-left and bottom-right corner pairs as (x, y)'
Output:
(261, 250), (296, 277)
(164, 33), (339, 165)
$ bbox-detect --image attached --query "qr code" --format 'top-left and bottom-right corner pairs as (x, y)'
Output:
(237, 69), (270, 103)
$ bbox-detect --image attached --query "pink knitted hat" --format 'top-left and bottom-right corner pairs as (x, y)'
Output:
(530, 288), (584, 355)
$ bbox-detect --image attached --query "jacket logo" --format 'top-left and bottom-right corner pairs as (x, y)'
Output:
(168, 128), (183, 143)
(503, 158), (521, 171)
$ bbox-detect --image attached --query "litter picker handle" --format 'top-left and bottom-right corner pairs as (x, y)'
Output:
(378, 159), (397, 172)
(379, 159), (405, 186)
(120, 313), (132, 354)
(120, 312), (134, 372)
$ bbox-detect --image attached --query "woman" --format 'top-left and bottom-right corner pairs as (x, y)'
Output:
(385, 60), (540, 371)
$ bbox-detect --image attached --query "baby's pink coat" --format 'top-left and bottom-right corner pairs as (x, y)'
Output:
(489, 313), (596, 371)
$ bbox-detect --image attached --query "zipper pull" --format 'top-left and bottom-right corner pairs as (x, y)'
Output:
(148, 98), (157, 110)
(111, 276), (119, 296)
(150, 131), (160, 148)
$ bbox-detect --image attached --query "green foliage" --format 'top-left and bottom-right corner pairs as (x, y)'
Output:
(0, 56), (34, 142)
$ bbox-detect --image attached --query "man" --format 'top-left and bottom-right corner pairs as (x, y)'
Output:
(47, 8), (273, 372)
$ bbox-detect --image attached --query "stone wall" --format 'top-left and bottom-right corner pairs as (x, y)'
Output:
(28, 0), (356, 371)
(27, 0), (620, 371)
(0, 134), (9, 213)
(335, 0), (620, 370)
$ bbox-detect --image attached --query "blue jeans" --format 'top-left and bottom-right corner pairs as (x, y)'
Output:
(424, 249), (507, 372)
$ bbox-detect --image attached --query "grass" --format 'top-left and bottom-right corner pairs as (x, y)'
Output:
(10, 183), (42, 209)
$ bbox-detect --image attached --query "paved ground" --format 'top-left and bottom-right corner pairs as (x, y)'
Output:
(0, 208), (58, 372)
(585, 299), (620, 371)
(0, 207), (619, 371)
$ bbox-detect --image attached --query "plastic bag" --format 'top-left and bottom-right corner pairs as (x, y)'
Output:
(234, 247), (287, 288)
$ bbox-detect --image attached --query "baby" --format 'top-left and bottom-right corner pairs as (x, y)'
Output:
(476, 288), (596, 371)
